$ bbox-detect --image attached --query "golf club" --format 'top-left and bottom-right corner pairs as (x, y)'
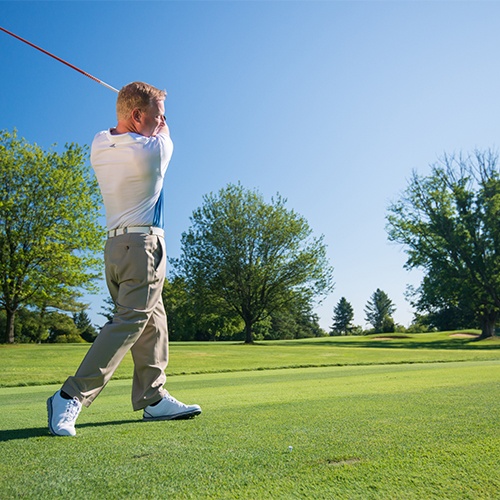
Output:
(0, 26), (119, 93)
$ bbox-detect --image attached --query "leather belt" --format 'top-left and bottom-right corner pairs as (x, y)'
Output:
(108, 226), (164, 238)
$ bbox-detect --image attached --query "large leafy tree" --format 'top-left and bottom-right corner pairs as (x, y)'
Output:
(364, 288), (396, 333)
(330, 296), (354, 335)
(387, 150), (500, 339)
(162, 276), (243, 341)
(0, 129), (104, 343)
(174, 183), (334, 343)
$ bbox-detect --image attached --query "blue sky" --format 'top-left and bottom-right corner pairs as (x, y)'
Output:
(2, 1), (500, 331)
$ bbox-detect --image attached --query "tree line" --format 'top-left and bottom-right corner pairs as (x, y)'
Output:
(331, 289), (398, 336)
(1, 128), (499, 342)
(0, 308), (98, 343)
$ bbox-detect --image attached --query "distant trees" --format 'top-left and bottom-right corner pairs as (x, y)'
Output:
(173, 183), (334, 343)
(268, 295), (324, 340)
(73, 310), (98, 342)
(387, 150), (500, 339)
(47, 312), (85, 343)
(98, 296), (117, 324)
(0, 306), (98, 343)
(163, 274), (325, 341)
(0, 307), (49, 343)
(162, 275), (243, 341)
(330, 297), (354, 335)
(364, 289), (396, 333)
(0, 129), (104, 343)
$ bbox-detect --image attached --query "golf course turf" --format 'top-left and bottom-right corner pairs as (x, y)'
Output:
(0, 332), (499, 498)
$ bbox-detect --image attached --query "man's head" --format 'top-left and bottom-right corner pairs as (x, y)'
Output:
(116, 82), (167, 136)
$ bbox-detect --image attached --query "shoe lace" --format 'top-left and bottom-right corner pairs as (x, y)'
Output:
(62, 398), (81, 423)
(164, 394), (186, 408)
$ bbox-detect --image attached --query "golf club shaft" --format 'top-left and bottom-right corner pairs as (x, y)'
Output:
(0, 26), (119, 93)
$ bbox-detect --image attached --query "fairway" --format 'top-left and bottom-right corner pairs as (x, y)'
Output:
(1, 337), (499, 499)
(1, 332), (499, 388)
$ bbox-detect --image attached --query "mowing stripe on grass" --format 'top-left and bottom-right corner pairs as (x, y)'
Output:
(1, 361), (499, 499)
(1, 333), (499, 388)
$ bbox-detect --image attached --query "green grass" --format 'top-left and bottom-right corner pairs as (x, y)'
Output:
(1, 333), (499, 498)
(1, 331), (499, 388)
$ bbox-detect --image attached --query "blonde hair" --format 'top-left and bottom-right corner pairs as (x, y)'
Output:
(116, 82), (167, 120)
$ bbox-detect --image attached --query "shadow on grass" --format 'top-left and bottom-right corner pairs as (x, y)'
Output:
(259, 337), (500, 351)
(327, 340), (500, 350)
(0, 419), (139, 442)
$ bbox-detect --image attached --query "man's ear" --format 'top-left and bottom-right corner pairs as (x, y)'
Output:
(132, 108), (142, 123)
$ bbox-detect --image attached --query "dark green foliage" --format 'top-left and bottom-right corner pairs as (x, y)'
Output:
(364, 289), (396, 333)
(259, 294), (325, 340)
(73, 310), (98, 342)
(387, 150), (500, 339)
(0, 307), (49, 343)
(162, 275), (243, 341)
(47, 312), (85, 343)
(0, 306), (98, 343)
(408, 298), (476, 333)
(330, 297), (354, 335)
(163, 276), (325, 341)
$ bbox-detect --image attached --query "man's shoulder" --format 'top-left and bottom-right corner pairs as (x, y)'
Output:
(91, 130), (137, 150)
(91, 130), (173, 157)
(92, 130), (111, 145)
(151, 132), (174, 152)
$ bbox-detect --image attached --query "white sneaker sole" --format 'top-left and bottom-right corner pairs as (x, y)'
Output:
(143, 408), (202, 421)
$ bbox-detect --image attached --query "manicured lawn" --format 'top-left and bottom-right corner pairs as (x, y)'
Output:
(0, 333), (499, 498)
(1, 361), (499, 499)
(1, 331), (499, 388)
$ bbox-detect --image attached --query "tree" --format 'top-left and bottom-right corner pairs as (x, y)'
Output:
(406, 277), (478, 332)
(73, 310), (98, 342)
(364, 289), (396, 333)
(175, 183), (334, 343)
(330, 297), (354, 335)
(163, 275), (323, 341)
(0, 129), (104, 343)
(267, 292), (325, 340)
(98, 296), (117, 324)
(162, 275), (242, 341)
(47, 312), (85, 343)
(387, 150), (500, 339)
(0, 306), (50, 343)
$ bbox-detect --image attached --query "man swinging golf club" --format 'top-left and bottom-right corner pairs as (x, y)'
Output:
(47, 81), (201, 436)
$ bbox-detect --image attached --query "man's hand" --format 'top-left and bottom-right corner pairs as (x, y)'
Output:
(157, 116), (170, 137)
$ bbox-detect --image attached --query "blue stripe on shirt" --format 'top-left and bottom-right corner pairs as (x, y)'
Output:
(152, 188), (164, 229)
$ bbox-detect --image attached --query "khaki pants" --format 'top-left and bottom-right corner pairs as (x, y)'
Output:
(62, 233), (168, 411)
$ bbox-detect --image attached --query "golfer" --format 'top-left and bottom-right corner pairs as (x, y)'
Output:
(47, 82), (201, 436)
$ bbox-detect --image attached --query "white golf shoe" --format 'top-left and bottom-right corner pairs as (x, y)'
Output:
(143, 393), (201, 421)
(47, 390), (82, 436)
